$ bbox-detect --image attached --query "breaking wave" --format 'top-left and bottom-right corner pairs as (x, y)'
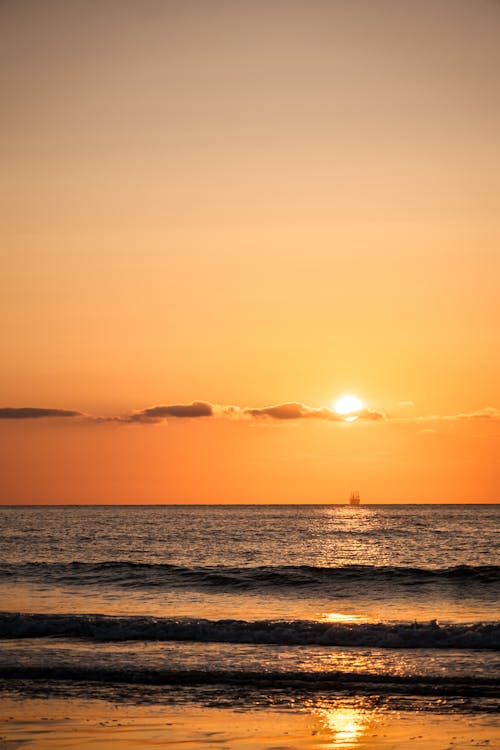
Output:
(1, 612), (498, 649)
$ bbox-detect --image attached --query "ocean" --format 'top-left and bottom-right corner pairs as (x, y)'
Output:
(1, 504), (499, 746)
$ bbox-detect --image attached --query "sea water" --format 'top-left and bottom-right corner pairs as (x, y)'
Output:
(0, 504), (498, 713)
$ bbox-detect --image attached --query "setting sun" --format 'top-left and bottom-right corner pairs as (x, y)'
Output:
(334, 395), (364, 420)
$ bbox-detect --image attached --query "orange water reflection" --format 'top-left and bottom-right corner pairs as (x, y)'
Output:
(322, 612), (367, 623)
(317, 707), (367, 747)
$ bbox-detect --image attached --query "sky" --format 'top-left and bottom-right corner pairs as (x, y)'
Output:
(0, 0), (499, 504)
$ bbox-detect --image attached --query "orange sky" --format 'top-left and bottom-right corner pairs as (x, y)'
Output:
(1, 0), (499, 503)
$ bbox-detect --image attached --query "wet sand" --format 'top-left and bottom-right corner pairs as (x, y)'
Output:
(0, 696), (498, 750)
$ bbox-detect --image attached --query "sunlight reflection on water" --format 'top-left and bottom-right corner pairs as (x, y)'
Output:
(318, 706), (367, 747)
(322, 612), (368, 623)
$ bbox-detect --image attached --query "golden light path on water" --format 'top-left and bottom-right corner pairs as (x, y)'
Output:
(322, 612), (367, 623)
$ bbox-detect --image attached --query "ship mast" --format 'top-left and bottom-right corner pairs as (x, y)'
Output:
(349, 490), (360, 506)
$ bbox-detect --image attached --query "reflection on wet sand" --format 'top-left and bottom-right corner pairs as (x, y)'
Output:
(317, 706), (367, 747)
(0, 694), (498, 749)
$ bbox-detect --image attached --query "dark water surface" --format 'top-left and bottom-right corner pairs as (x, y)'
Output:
(1, 504), (498, 711)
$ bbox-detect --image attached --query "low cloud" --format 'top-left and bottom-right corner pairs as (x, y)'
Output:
(0, 407), (83, 420)
(244, 402), (331, 420)
(453, 407), (500, 421)
(412, 407), (500, 423)
(243, 402), (385, 422)
(102, 400), (386, 424)
(124, 402), (213, 423)
(1, 403), (498, 425)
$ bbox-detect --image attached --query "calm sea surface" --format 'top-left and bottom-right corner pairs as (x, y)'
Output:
(1, 504), (499, 712)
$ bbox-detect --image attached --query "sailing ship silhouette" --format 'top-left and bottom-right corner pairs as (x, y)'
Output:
(349, 490), (360, 506)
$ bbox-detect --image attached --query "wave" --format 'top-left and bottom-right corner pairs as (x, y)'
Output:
(1, 613), (498, 649)
(1, 562), (498, 593)
(0, 664), (497, 698)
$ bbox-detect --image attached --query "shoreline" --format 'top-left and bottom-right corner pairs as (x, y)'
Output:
(1, 695), (498, 750)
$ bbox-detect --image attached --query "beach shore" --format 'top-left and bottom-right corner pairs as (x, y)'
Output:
(0, 695), (498, 750)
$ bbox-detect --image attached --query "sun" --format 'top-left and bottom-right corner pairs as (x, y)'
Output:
(334, 395), (363, 421)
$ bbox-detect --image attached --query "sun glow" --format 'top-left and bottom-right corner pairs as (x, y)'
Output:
(334, 395), (363, 421)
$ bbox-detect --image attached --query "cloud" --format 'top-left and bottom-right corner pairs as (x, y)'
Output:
(452, 407), (500, 421)
(393, 406), (500, 424)
(1, 402), (498, 426)
(123, 402), (214, 423)
(411, 407), (500, 423)
(0, 407), (83, 420)
(244, 402), (329, 420)
(357, 408), (386, 421)
(243, 402), (385, 422)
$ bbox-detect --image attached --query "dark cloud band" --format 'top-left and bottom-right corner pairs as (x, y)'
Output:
(1, 403), (498, 424)
(125, 402), (213, 423)
(0, 407), (83, 419)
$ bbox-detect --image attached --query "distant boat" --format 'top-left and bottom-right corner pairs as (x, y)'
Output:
(349, 490), (360, 506)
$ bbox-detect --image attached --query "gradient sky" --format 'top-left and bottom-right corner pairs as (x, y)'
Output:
(1, 0), (499, 503)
